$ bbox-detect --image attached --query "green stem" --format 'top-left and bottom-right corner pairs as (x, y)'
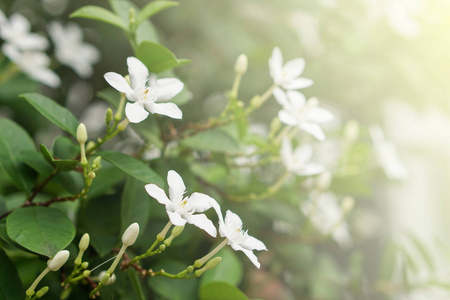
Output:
(230, 73), (243, 99)
(26, 268), (50, 297)
(194, 238), (228, 268)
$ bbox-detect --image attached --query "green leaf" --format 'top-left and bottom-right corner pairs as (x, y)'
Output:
(0, 248), (23, 300)
(181, 128), (241, 153)
(148, 260), (198, 300)
(0, 119), (36, 192)
(40, 144), (54, 165)
(6, 206), (75, 257)
(70, 6), (128, 31)
(136, 1), (179, 26)
(21, 93), (79, 137)
(87, 161), (126, 199)
(127, 268), (147, 300)
(200, 247), (244, 287)
(77, 193), (121, 257)
(199, 282), (248, 300)
(121, 176), (151, 232)
(18, 151), (53, 176)
(99, 151), (163, 186)
(53, 136), (79, 159)
(137, 41), (190, 73)
(97, 88), (120, 109)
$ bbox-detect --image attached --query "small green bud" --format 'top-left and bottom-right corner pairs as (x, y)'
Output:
(83, 270), (91, 277)
(35, 286), (49, 298)
(74, 257), (82, 266)
(250, 95), (262, 108)
(171, 225), (185, 238)
(79, 233), (90, 252)
(194, 259), (203, 269)
(81, 157), (88, 166)
(86, 141), (96, 153)
(129, 8), (135, 25)
(117, 118), (130, 131)
(159, 244), (166, 251)
(156, 233), (165, 241)
(105, 108), (113, 124)
(81, 262), (89, 269)
(186, 266), (194, 274)
(76, 123), (88, 145)
(194, 257), (222, 277)
(92, 156), (102, 169)
(100, 273), (111, 285)
(234, 54), (248, 74)
(26, 289), (35, 296)
(99, 271), (116, 285)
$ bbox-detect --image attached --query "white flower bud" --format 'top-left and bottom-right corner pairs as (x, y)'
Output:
(98, 271), (116, 285)
(234, 54), (248, 74)
(122, 223), (139, 247)
(79, 233), (90, 252)
(47, 250), (70, 271)
(76, 123), (88, 144)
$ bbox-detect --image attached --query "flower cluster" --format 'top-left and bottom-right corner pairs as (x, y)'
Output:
(0, 9), (99, 87)
(146, 170), (267, 268)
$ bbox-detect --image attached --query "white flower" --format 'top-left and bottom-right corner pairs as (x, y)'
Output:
(145, 170), (218, 237)
(121, 222), (139, 247)
(104, 57), (183, 123)
(301, 192), (352, 247)
(217, 210), (267, 269)
(48, 22), (100, 78)
(269, 47), (313, 90)
(280, 138), (324, 176)
(369, 125), (408, 180)
(2, 44), (60, 87)
(274, 88), (333, 141)
(0, 10), (48, 51)
(47, 250), (70, 271)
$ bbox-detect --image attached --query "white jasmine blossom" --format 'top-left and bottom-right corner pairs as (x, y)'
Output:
(104, 57), (183, 123)
(274, 88), (333, 141)
(280, 138), (324, 176)
(217, 210), (267, 269)
(2, 44), (60, 87)
(370, 125), (408, 180)
(269, 47), (313, 90)
(0, 10), (48, 52)
(47, 250), (70, 271)
(145, 170), (219, 237)
(48, 22), (100, 78)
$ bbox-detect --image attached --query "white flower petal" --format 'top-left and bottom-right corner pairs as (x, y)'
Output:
(154, 78), (184, 102)
(300, 122), (325, 141)
(269, 47), (283, 81)
(127, 57), (149, 90)
(167, 211), (187, 226)
(280, 138), (293, 168)
(104, 72), (134, 95)
(167, 170), (186, 202)
(241, 235), (267, 251)
(125, 102), (149, 123)
(286, 90), (306, 109)
(146, 102), (182, 119)
(294, 163), (324, 176)
(307, 107), (334, 123)
(273, 87), (289, 107)
(224, 210), (243, 231)
(184, 213), (217, 237)
(278, 110), (297, 126)
(293, 144), (313, 164)
(282, 78), (314, 90)
(31, 68), (61, 88)
(188, 192), (216, 213)
(241, 249), (261, 269)
(282, 58), (305, 79)
(145, 183), (171, 206)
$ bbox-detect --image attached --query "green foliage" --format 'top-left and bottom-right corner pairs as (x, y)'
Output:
(200, 247), (244, 287)
(136, 1), (179, 26)
(0, 119), (36, 193)
(199, 282), (248, 300)
(99, 151), (163, 186)
(0, 248), (23, 300)
(181, 128), (241, 153)
(6, 206), (75, 257)
(21, 93), (79, 137)
(120, 176), (151, 232)
(137, 41), (190, 73)
(70, 6), (128, 31)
